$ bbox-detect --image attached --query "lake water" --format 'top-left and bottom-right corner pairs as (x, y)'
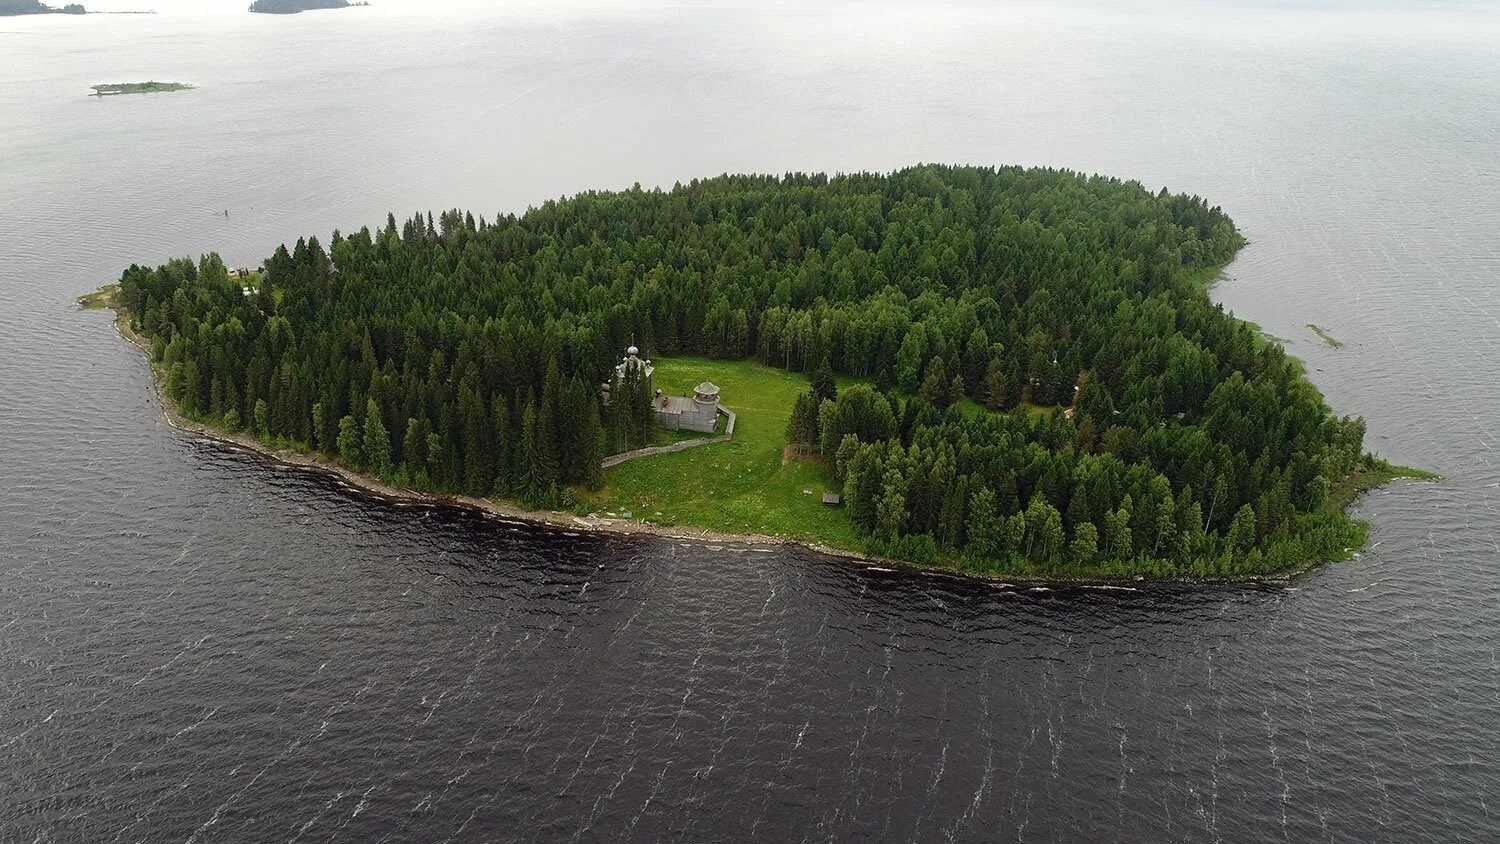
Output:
(2, 1), (1498, 840)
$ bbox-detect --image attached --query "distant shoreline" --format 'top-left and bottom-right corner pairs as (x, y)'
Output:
(248, 0), (368, 14)
(0, 0), (152, 14)
(90, 81), (191, 96)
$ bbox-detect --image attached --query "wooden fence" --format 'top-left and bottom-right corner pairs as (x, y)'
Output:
(600, 407), (737, 469)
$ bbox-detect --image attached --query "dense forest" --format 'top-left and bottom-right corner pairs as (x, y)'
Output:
(117, 165), (1380, 578)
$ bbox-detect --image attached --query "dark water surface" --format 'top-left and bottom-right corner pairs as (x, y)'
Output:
(2, 2), (1498, 841)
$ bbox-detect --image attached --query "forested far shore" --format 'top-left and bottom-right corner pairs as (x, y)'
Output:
(248, 0), (361, 14)
(113, 164), (1410, 579)
(0, 0), (85, 15)
(91, 82), (192, 96)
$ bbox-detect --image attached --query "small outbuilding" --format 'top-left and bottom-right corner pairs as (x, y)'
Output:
(822, 491), (842, 507)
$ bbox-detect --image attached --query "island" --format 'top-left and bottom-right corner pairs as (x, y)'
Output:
(249, 0), (366, 13)
(90, 82), (192, 96)
(0, 0), (85, 15)
(94, 165), (1434, 581)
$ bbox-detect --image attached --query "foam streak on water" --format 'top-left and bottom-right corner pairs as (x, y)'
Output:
(1, 2), (1497, 841)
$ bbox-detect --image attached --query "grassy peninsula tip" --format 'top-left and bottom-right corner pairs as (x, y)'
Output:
(79, 284), (117, 310)
(1306, 323), (1344, 348)
(100, 164), (1430, 581)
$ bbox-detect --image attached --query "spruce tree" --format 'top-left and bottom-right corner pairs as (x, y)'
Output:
(403, 416), (429, 482)
(518, 397), (547, 504)
(458, 382), (493, 496)
(363, 397), (391, 477)
(875, 468), (906, 540)
(535, 382), (560, 491)
(337, 414), (361, 467)
(833, 434), (861, 482)
(491, 396), (513, 494)
(844, 449), (880, 531)
(606, 374), (630, 454)
(253, 399), (270, 439)
(811, 357), (837, 403)
(311, 402), (327, 452)
(558, 377), (598, 484)
(981, 359), (1007, 410)
(581, 396), (604, 490)
(966, 487), (999, 558)
(1228, 504), (1257, 552)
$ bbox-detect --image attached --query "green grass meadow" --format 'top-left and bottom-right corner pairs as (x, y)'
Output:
(582, 357), (863, 547)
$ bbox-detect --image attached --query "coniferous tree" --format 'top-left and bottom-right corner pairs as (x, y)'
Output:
(555, 376), (603, 485)
(311, 402), (327, 452)
(624, 363), (653, 448)
(426, 431), (449, 488)
(363, 397), (391, 477)
(875, 467), (906, 540)
(811, 357), (838, 403)
(518, 398), (542, 503)
(845, 450), (881, 531)
(580, 395), (605, 490)
(980, 360), (1007, 411)
(609, 379), (633, 454)
(337, 413), (361, 467)
(492, 396), (513, 495)
(947, 373), (966, 409)
(937, 475), (968, 549)
(402, 416), (428, 484)
(1228, 504), (1257, 551)
(1103, 501), (1133, 560)
(181, 359), (203, 415)
(833, 433), (861, 483)
(966, 487), (1000, 559)
(536, 376), (561, 491)
(999, 513), (1025, 559)
(253, 399), (270, 439)
(786, 392), (819, 456)
(458, 382), (493, 495)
